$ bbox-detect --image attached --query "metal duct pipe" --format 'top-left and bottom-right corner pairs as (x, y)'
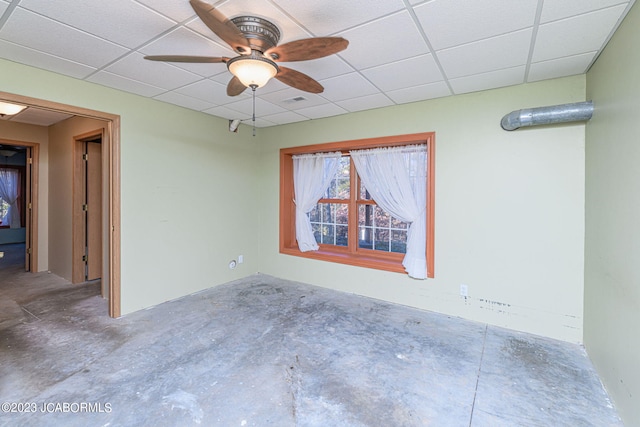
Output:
(501, 101), (594, 131)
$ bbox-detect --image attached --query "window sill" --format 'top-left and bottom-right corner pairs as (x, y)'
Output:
(280, 245), (406, 274)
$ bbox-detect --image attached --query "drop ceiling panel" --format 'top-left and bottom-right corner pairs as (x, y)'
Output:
(104, 52), (202, 90)
(338, 11), (430, 70)
(87, 71), (166, 97)
(223, 97), (287, 117)
(295, 103), (349, 120)
(540, 0), (629, 23)
(533, 4), (629, 62)
(0, 0), (634, 127)
(154, 92), (216, 111)
(438, 29), (533, 79)
(203, 105), (250, 121)
(528, 52), (596, 82)
(261, 111), (309, 125)
(414, 0), (539, 50)
(271, 0), (405, 35)
(0, 8), (128, 68)
(450, 66), (526, 95)
(362, 54), (443, 92)
(281, 56), (354, 82)
(319, 73), (380, 102)
(11, 108), (72, 126)
(174, 80), (230, 104)
(0, 39), (96, 79)
(260, 89), (330, 110)
(336, 93), (394, 113)
(135, 0), (198, 23)
(252, 117), (277, 128)
(386, 81), (451, 104)
(18, 0), (177, 49)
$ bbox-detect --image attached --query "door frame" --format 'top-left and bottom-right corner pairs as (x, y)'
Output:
(0, 91), (121, 318)
(0, 138), (38, 273)
(72, 130), (103, 286)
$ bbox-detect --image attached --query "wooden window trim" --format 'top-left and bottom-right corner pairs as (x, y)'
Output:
(280, 132), (435, 278)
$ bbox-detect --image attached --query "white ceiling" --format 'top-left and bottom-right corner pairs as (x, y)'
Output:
(0, 0), (635, 127)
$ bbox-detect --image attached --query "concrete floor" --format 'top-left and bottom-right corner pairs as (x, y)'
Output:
(0, 243), (623, 426)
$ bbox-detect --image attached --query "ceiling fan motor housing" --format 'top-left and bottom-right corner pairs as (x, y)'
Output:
(231, 16), (281, 54)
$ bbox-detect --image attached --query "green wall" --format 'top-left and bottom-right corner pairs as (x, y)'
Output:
(585, 2), (640, 425)
(0, 58), (262, 314)
(0, 58), (591, 344)
(259, 75), (587, 343)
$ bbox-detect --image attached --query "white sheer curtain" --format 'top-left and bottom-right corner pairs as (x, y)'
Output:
(0, 168), (20, 229)
(293, 151), (342, 252)
(350, 145), (428, 279)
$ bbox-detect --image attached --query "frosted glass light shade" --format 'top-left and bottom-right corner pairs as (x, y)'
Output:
(0, 102), (26, 116)
(227, 55), (278, 88)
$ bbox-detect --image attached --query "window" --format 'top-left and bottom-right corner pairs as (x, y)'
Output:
(280, 133), (435, 278)
(0, 166), (25, 229)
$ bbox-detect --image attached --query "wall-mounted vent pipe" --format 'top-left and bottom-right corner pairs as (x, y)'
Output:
(501, 101), (594, 131)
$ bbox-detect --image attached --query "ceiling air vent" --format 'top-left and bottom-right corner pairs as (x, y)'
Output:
(283, 96), (308, 104)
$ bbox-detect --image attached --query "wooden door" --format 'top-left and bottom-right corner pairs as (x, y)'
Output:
(86, 141), (102, 281)
(24, 147), (34, 271)
(73, 134), (102, 283)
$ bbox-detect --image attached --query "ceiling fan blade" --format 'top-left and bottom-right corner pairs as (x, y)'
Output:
(144, 55), (228, 63)
(189, 0), (250, 54)
(266, 37), (349, 62)
(227, 76), (247, 96)
(276, 66), (324, 94)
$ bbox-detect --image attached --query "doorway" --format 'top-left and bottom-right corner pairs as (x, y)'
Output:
(0, 140), (39, 274)
(73, 132), (102, 288)
(0, 91), (121, 317)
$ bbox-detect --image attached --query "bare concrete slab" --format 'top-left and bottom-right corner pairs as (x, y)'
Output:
(0, 244), (622, 426)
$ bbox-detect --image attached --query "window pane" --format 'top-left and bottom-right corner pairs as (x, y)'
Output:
(310, 203), (348, 247)
(359, 179), (372, 200)
(374, 205), (390, 228)
(323, 224), (335, 245)
(391, 216), (408, 229)
(0, 198), (8, 225)
(312, 223), (321, 242)
(325, 156), (350, 199)
(359, 226), (373, 249)
(336, 225), (348, 247)
(374, 229), (390, 251)
(391, 230), (407, 254)
(308, 205), (320, 222)
(358, 205), (408, 254)
(358, 204), (374, 226)
(336, 204), (348, 224)
(322, 203), (334, 224)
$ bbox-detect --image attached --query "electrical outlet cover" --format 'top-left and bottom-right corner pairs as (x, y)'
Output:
(460, 284), (468, 297)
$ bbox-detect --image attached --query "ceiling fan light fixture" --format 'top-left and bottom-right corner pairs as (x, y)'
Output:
(0, 149), (17, 157)
(0, 101), (26, 116)
(227, 52), (278, 88)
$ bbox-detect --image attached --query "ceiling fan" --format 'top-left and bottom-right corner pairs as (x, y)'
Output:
(144, 0), (349, 97)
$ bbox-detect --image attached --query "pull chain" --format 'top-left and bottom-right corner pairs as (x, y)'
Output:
(250, 84), (257, 137)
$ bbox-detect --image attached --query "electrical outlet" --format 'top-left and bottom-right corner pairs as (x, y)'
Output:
(460, 284), (468, 297)
(238, 255), (244, 264)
